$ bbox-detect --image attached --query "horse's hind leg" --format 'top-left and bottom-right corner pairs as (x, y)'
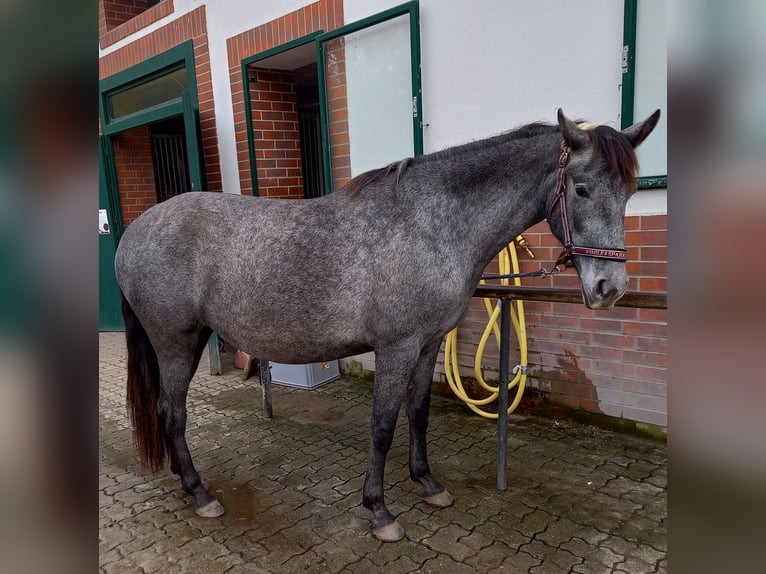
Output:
(407, 340), (453, 508)
(157, 330), (224, 518)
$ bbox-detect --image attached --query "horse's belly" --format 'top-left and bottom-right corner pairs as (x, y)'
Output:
(209, 312), (371, 364)
(224, 334), (371, 364)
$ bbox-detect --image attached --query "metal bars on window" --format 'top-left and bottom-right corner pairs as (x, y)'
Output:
(151, 132), (190, 202)
(299, 109), (325, 199)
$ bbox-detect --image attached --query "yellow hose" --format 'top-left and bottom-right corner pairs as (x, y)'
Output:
(444, 237), (530, 419)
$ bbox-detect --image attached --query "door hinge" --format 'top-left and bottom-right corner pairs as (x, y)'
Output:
(621, 45), (630, 74)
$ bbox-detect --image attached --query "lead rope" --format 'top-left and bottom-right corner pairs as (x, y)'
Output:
(445, 239), (530, 419)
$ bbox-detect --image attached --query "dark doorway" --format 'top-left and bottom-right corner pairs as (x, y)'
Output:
(294, 63), (324, 199)
(245, 39), (323, 199)
(149, 115), (190, 202)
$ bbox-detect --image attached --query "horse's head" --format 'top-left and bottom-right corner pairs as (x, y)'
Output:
(547, 108), (661, 309)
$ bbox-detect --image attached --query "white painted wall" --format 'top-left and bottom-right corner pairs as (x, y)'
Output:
(100, 0), (666, 208)
(345, 0), (624, 150)
(345, 0), (666, 214)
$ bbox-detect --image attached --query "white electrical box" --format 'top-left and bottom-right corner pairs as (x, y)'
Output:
(269, 360), (340, 390)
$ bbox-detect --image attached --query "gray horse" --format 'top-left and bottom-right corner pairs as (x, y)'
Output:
(115, 109), (659, 541)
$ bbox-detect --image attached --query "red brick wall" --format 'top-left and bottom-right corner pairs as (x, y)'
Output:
(100, 6), (221, 227)
(227, 0), (344, 195)
(102, 0), (149, 29)
(99, 1), (173, 48)
(111, 126), (157, 226)
(247, 68), (304, 198)
(435, 213), (668, 427)
(323, 36), (351, 190)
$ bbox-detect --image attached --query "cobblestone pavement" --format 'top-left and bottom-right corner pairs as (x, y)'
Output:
(99, 332), (666, 573)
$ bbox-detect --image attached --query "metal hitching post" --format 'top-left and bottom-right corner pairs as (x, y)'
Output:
(497, 297), (510, 491)
(259, 359), (273, 419)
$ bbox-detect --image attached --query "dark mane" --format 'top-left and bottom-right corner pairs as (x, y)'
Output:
(342, 157), (412, 196)
(342, 122), (558, 196)
(587, 126), (640, 188)
(341, 121), (639, 197)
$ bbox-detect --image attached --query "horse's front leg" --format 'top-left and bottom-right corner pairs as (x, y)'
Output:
(363, 342), (421, 542)
(408, 340), (454, 508)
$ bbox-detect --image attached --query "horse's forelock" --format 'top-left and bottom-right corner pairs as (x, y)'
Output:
(587, 126), (640, 189)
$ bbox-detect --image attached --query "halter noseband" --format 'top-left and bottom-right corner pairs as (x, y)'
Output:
(547, 142), (628, 268)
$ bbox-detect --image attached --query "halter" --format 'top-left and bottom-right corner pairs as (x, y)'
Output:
(547, 142), (628, 268)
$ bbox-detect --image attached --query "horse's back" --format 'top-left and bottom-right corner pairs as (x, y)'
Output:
(114, 189), (466, 362)
(115, 192), (372, 357)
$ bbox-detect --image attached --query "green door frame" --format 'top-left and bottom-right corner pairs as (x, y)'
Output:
(241, 32), (325, 197)
(621, 0), (666, 189)
(98, 41), (208, 335)
(99, 135), (124, 330)
(316, 0), (422, 194)
(99, 41), (205, 198)
(239, 2), (422, 197)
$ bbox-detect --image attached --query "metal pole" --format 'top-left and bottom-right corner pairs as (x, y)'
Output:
(497, 298), (510, 491)
(259, 359), (273, 419)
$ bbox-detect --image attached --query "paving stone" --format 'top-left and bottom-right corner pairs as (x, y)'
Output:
(421, 523), (476, 561)
(521, 539), (582, 571)
(366, 536), (435, 567)
(464, 540), (518, 571)
(98, 332), (667, 573)
(417, 554), (481, 574)
(499, 549), (543, 572)
(224, 562), (272, 574)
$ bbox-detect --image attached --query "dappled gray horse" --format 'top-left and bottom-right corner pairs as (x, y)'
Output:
(116, 109), (659, 541)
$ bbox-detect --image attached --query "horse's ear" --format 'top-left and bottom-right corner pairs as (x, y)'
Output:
(622, 109), (661, 148)
(557, 108), (589, 150)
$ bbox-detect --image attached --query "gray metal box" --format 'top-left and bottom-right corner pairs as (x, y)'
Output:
(269, 360), (340, 389)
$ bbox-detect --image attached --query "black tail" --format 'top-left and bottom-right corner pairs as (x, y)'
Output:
(122, 294), (166, 472)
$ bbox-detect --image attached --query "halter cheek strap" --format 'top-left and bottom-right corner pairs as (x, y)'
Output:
(547, 143), (628, 268)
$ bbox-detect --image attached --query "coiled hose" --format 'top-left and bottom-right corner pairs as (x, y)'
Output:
(444, 237), (530, 419)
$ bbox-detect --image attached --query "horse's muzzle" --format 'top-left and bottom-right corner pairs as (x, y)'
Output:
(579, 264), (628, 309)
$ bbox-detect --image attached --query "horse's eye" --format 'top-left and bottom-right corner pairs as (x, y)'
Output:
(574, 183), (588, 198)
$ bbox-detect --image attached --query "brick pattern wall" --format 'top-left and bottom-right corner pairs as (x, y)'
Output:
(227, 0), (344, 195)
(99, 1), (173, 48)
(103, 0), (149, 29)
(323, 36), (351, 190)
(434, 214), (668, 427)
(100, 5), (221, 228)
(247, 68), (304, 198)
(111, 126), (157, 226)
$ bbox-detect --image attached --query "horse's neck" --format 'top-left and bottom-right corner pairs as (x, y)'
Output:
(424, 133), (557, 278)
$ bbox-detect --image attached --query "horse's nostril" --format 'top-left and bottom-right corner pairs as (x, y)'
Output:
(597, 279), (608, 298)
(596, 279), (618, 301)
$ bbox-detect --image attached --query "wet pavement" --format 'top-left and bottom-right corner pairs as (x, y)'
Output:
(99, 332), (666, 573)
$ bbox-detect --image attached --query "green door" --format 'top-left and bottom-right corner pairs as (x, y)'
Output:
(99, 135), (124, 330)
(182, 89), (207, 191)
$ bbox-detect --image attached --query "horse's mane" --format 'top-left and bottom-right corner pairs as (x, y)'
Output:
(343, 158), (412, 196)
(341, 120), (639, 196)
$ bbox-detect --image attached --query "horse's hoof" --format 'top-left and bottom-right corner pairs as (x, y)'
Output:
(423, 489), (454, 508)
(372, 520), (405, 542)
(195, 499), (225, 518)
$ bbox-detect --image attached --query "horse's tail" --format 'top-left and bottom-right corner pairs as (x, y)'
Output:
(122, 293), (166, 472)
